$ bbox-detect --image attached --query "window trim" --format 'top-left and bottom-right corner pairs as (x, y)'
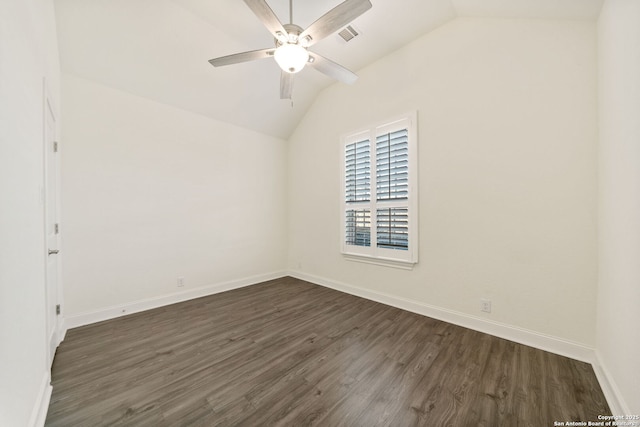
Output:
(340, 111), (418, 268)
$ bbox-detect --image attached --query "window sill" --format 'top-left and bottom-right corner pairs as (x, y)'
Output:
(342, 253), (416, 270)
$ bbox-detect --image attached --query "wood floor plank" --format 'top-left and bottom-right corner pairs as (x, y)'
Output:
(46, 277), (610, 426)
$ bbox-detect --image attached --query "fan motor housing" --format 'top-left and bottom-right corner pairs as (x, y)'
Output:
(275, 24), (305, 47)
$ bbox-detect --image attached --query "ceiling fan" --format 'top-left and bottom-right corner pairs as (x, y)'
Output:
(208, 0), (373, 99)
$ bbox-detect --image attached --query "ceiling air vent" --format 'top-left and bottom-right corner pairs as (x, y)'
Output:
(337, 25), (359, 43)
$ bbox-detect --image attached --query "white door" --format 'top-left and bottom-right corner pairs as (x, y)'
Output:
(44, 95), (60, 367)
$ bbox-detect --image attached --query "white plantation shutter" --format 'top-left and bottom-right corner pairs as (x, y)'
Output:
(345, 209), (371, 247)
(376, 207), (408, 250)
(344, 135), (372, 251)
(342, 113), (417, 266)
(375, 127), (410, 252)
(376, 129), (409, 201)
(345, 139), (370, 203)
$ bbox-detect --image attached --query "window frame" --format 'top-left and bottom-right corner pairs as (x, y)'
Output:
(340, 112), (418, 269)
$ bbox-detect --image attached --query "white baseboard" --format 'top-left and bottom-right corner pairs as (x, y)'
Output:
(288, 270), (596, 364)
(63, 271), (287, 331)
(592, 350), (631, 416)
(58, 322), (66, 344)
(28, 372), (52, 427)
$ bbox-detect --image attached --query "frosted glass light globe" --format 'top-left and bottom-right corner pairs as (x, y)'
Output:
(274, 43), (309, 74)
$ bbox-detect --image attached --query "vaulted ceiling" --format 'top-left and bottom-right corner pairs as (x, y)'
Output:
(54, 0), (603, 139)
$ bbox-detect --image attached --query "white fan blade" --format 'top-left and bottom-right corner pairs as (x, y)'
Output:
(209, 48), (275, 67)
(280, 72), (294, 99)
(243, 0), (287, 38)
(308, 53), (358, 85)
(299, 0), (372, 47)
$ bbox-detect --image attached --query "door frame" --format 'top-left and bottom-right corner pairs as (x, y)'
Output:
(43, 78), (63, 367)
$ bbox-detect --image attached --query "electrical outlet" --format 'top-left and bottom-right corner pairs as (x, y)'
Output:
(177, 276), (184, 287)
(480, 299), (492, 313)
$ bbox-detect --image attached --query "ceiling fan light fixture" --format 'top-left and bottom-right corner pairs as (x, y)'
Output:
(208, 0), (372, 98)
(274, 43), (309, 73)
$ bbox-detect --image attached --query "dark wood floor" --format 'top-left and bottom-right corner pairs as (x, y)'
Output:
(46, 277), (610, 426)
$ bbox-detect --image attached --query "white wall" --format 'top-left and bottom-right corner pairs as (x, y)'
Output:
(0, 0), (60, 426)
(597, 0), (640, 414)
(61, 74), (287, 318)
(288, 18), (598, 347)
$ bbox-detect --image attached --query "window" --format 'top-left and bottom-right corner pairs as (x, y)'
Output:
(341, 112), (418, 268)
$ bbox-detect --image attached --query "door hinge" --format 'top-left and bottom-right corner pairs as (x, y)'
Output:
(56, 304), (61, 315)
(53, 141), (58, 152)
(55, 223), (59, 234)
